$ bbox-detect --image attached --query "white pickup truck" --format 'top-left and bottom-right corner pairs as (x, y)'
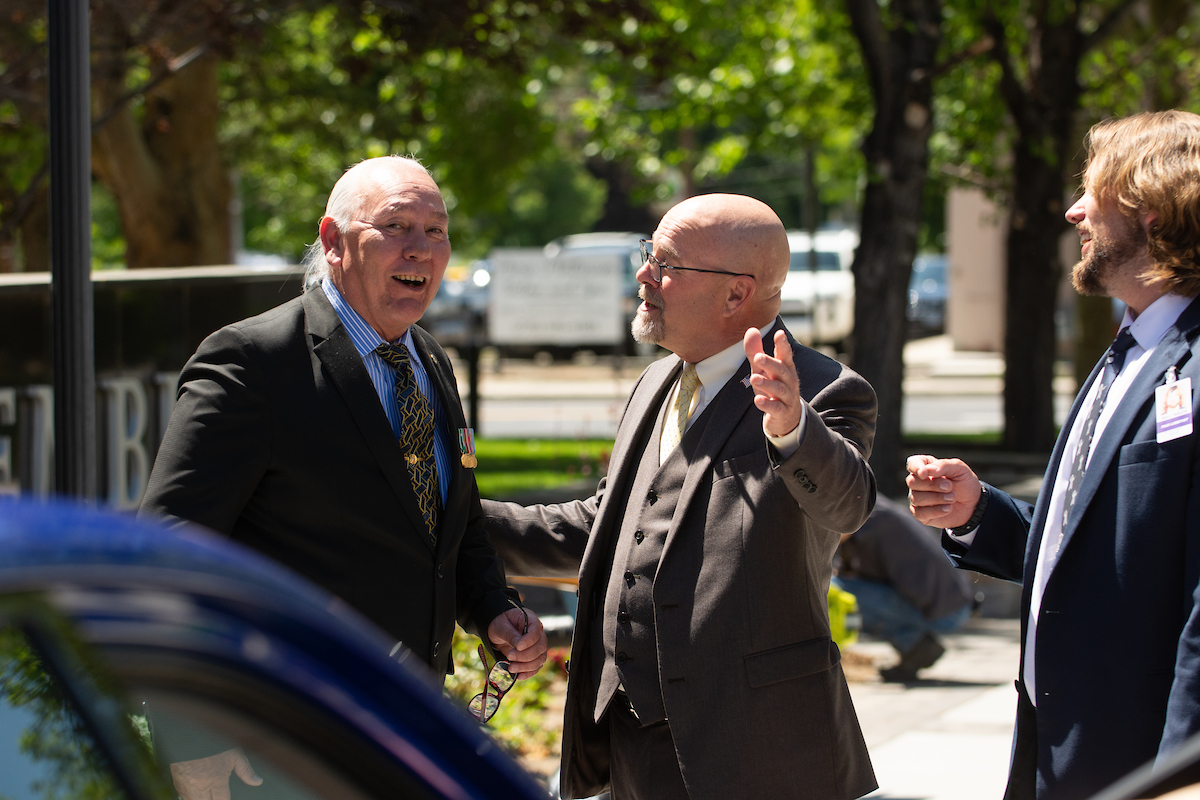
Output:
(779, 226), (858, 350)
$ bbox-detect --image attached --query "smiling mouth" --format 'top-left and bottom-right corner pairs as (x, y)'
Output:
(393, 274), (426, 287)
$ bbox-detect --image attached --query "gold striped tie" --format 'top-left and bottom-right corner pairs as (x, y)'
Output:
(377, 344), (440, 543)
(662, 363), (700, 455)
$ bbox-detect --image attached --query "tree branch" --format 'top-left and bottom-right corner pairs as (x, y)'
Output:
(843, 0), (890, 108)
(91, 43), (210, 132)
(1083, 0), (1141, 53)
(919, 34), (995, 81)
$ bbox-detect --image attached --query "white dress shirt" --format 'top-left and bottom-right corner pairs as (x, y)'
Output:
(951, 292), (1192, 704)
(658, 322), (804, 464)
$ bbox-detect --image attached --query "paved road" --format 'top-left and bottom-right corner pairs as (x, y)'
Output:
(848, 618), (1022, 800)
(454, 335), (1077, 440)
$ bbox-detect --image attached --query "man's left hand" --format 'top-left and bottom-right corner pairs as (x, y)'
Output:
(745, 328), (802, 437)
(486, 607), (548, 679)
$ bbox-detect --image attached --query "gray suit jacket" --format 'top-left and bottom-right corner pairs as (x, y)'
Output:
(485, 323), (878, 800)
(141, 288), (516, 674)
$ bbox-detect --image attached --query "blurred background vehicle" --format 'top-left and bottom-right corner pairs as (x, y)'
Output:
(0, 501), (546, 800)
(420, 259), (493, 350)
(780, 226), (858, 352)
(489, 232), (649, 361)
(907, 253), (948, 338)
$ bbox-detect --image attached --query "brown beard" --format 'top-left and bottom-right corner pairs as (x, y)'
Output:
(1071, 216), (1148, 296)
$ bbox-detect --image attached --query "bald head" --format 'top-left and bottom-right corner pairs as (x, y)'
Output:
(326, 156), (437, 225)
(658, 194), (790, 303)
(303, 156), (441, 284)
(634, 193), (790, 362)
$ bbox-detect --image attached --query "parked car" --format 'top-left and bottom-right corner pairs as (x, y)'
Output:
(779, 226), (858, 351)
(907, 253), (948, 337)
(0, 500), (546, 800)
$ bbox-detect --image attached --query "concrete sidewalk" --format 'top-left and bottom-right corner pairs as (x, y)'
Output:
(846, 617), (1022, 800)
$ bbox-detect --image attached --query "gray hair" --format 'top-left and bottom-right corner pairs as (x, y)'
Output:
(303, 155), (433, 288)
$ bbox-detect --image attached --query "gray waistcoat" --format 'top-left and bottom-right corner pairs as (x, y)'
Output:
(592, 395), (713, 724)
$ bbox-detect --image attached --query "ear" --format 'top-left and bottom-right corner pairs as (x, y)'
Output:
(1142, 209), (1159, 233)
(319, 217), (345, 268)
(722, 275), (756, 317)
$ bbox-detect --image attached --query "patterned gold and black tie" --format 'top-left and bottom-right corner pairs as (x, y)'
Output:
(662, 362), (700, 455)
(377, 343), (440, 542)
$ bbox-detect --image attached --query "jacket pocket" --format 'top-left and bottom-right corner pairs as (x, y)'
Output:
(744, 637), (841, 688)
(1118, 440), (1167, 466)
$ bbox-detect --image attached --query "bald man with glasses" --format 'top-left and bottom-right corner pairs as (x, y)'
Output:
(484, 194), (879, 800)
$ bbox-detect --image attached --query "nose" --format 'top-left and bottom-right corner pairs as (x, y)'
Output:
(635, 257), (658, 285)
(1065, 193), (1088, 225)
(403, 229), (433, 261)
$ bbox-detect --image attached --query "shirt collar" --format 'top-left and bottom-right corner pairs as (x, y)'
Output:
(322, 277), (413, 356)
(691, 320), (778, 394)
(1121, 292), (1194, 351)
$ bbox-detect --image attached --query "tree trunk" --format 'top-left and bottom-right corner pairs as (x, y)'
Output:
(987, 13), (1084, 452)
(845, 0), (942, 499)
(90, 13), (232, 269)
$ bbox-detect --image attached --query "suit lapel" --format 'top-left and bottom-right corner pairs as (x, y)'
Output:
(305, 290), (432, 548)
(1058, 296), (1200, 553)
(1020, 357), (1102, 584)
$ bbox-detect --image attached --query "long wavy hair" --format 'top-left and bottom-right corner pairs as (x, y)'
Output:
(1083, 110), (1200, 297)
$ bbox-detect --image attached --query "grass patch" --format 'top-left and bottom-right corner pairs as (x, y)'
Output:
(904, 431), (1003, 447)
(474, 438), (613, 498)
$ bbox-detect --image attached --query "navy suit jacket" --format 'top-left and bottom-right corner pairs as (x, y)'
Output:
(141, 288), (516, 675)
(945, 295), (1200, 800)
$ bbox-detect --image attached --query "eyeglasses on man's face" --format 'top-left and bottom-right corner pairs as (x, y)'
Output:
(638, 239), (755, 283)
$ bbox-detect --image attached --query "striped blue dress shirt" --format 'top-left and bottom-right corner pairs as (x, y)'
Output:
(321, 279), (452, 504)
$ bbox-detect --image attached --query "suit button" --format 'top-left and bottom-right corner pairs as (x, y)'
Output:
(624, 570), (636, 586)
(635, 530), (645, 544)
(794, 469), (807, 482)
(433, 641), (440, 658)
(647, 489), (658, 505)
(618, 610), (630, 623)
(616, 652), (628, 665)
(436, 565), (444, 578)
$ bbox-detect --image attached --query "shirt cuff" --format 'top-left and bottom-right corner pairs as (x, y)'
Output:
(946, 527), (978, 546)
(765, 412), (806, 460)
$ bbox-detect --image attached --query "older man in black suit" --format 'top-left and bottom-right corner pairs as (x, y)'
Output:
(141, 156), (547, 796)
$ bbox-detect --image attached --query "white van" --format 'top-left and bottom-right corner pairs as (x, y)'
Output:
(779, 226), (858, 349)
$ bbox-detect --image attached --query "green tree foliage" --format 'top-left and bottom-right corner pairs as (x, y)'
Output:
(927, 0), (1200, 451)
(558, 0), (868, 216)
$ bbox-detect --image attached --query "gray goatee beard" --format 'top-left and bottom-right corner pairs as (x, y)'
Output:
(631, 307), (664, 343)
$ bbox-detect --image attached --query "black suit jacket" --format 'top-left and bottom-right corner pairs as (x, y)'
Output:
(141, 288), (515, 674)
(946, 295), (1200, 800)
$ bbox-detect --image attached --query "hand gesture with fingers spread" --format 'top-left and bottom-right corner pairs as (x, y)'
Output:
(744, 328), (802, 437)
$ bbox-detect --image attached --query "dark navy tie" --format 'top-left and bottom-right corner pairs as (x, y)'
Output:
(1060, 327), (1136, 533)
